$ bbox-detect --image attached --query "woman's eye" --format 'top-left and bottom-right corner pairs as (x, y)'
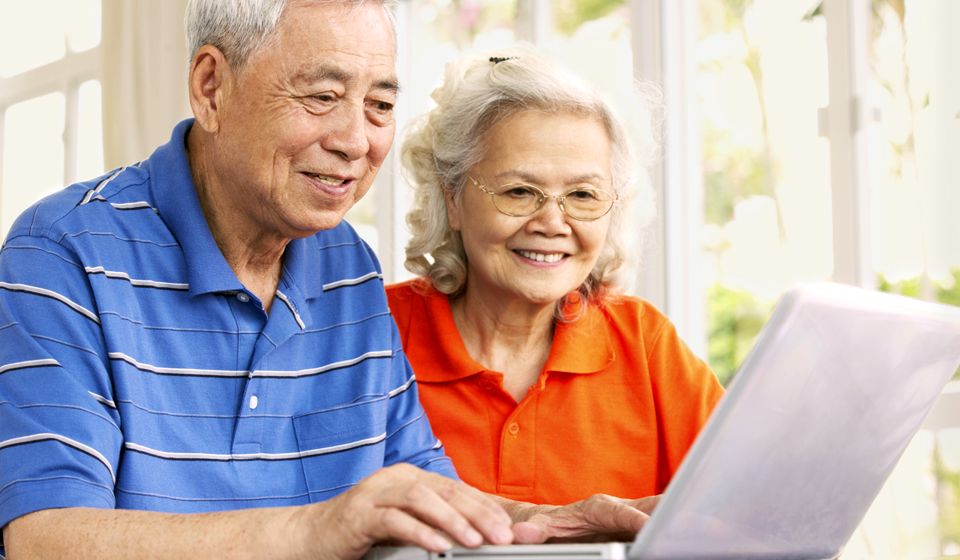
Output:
(568, 189), (600, 201)
(502, 186), (538, 199)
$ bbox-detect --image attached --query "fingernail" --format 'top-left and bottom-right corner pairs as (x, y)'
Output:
(431, 534), (452, 551)
(463, 527), (483, 546)
(494, 525), (514, 544)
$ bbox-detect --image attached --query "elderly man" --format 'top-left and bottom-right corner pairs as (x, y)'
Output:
(0, 1), (650, 558)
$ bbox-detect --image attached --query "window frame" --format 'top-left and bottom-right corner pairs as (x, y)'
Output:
(0, 47), (101, 209)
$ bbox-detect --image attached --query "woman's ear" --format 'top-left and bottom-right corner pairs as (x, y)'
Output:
(444, 187), (462, 231)
(188, 45), (233, 133)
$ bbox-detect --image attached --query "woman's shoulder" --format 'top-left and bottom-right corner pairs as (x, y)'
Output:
(385, 277), (444, 317)
(386, 276), (436, 297)
(595, 293), (672, 334)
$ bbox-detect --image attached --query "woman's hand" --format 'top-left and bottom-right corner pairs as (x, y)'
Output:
(501, 494), (661, 544)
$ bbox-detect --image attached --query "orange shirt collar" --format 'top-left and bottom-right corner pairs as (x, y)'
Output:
(407, 284), (615, 382)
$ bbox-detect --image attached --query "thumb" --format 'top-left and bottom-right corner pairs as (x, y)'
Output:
(510, 521), (549, 544)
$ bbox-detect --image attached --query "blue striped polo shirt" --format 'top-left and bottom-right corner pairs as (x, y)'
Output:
(0, 118), (456, 537)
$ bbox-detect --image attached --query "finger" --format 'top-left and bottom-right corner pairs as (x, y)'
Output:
(510, 521), (549, 544)
(417, 474), (514, 545)
(381, 480), (486, 548)
(625, 495), (660, 515)
(582, 498), (648, 536)
(376, 507), (454, 552)
(514, 497), (650, 543)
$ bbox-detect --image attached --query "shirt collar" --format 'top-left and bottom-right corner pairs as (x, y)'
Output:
(406, 283), (486, 382)
(147, 118), (242, 297)
(410, 282), (615, 382)
(543, 302), (616, 375)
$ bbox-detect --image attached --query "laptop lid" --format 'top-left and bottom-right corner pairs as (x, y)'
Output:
(629, 283), (960, 559)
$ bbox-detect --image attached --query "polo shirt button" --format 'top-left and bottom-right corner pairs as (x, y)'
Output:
(249, 395), (259, 409)
(507, 422), (520, 436)
(236, 292), (250, 303)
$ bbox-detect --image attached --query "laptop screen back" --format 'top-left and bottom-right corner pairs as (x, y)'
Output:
(631, 283), (960, 559)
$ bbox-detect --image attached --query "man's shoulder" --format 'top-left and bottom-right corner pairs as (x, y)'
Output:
(3, 164), (163, 249)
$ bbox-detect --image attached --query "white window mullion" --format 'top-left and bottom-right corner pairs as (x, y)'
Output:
(0, 50), (99, 108)
(380, 0), (416, 283)
(822, 0), (873, 288)
(631, 0), (705, 356)
(629, 0), (665, 312)
(515, 0), (553, 45)
(64, 80), (81, 186)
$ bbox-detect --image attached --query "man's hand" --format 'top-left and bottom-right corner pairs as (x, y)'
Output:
(501, 494), (660, 544)
(305, 464), (516, 559)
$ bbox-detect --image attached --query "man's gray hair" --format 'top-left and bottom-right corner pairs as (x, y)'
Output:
(401, 46), (658, 313)
(185, 0), (398, 68)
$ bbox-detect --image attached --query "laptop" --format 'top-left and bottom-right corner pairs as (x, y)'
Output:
(366, 283), (960, 560)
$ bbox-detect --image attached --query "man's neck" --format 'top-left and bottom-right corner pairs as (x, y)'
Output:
(186, 126), (288, 312)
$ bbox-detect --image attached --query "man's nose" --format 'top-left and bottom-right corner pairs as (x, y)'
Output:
(323, 103), (370, 161)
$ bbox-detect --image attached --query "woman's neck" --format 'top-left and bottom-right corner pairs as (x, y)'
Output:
(451, 288), (556, 402)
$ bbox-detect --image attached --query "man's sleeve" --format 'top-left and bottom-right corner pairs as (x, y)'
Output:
(0, 231), (121, 534)
(381, 321), (459, 480)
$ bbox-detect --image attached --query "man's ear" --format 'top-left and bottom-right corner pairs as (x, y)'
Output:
(444, 187), (462, 231)
(188, 45), (233, 134)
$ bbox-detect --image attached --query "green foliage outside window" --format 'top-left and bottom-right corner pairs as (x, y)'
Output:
(553, 0), (624, 36)
(706, 284), (771, 386)
(877, 268), (960, 382)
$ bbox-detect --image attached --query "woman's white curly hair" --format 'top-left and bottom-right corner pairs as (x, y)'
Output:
(401, 46), (657, 318)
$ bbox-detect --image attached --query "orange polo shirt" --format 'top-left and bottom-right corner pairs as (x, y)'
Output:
(387, 279), (724, 505)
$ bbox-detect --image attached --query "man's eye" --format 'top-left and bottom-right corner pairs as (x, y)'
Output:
(366, 100), (395, 125)
(310, 93), (336, 103)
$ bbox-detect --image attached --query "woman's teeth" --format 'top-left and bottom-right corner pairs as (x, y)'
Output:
(517, 250), (564, 263)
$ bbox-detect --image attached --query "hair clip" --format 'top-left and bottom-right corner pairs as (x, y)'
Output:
(489, 56), (517, 64)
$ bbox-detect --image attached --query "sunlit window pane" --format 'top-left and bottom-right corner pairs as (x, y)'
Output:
(553, 0), (627, 36)
(697, 0), (831, 385)
(854, 2), (960, 557)
(0, 2), (68, 77)
(869, 1), (960, 306)
(2, 93), (66, 240)
(404, 0), (518, 117)
(543, 1), (634, 117)
(76, 80), (105, 180)
(67, 0), (102, 53)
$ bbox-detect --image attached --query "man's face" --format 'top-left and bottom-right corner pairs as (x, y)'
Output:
(209, 0), (397, 238)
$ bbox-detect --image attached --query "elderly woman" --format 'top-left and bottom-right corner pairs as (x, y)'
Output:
(387, 49), (725, 506)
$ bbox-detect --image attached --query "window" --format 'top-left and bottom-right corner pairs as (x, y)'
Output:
(0, 0), (103, 240)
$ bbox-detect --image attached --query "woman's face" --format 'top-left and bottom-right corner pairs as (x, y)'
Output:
(447, 109), (615, 309)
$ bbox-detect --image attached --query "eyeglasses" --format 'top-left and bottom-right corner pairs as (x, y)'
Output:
(469, 176), (618, 221)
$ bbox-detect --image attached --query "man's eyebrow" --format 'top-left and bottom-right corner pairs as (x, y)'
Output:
(374, 78), (401, 95)
(293, 64), (400, 95)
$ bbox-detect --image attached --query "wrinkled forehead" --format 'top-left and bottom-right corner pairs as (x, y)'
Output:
(260, 1), (398, 84)
(281, 0), (398, 47)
